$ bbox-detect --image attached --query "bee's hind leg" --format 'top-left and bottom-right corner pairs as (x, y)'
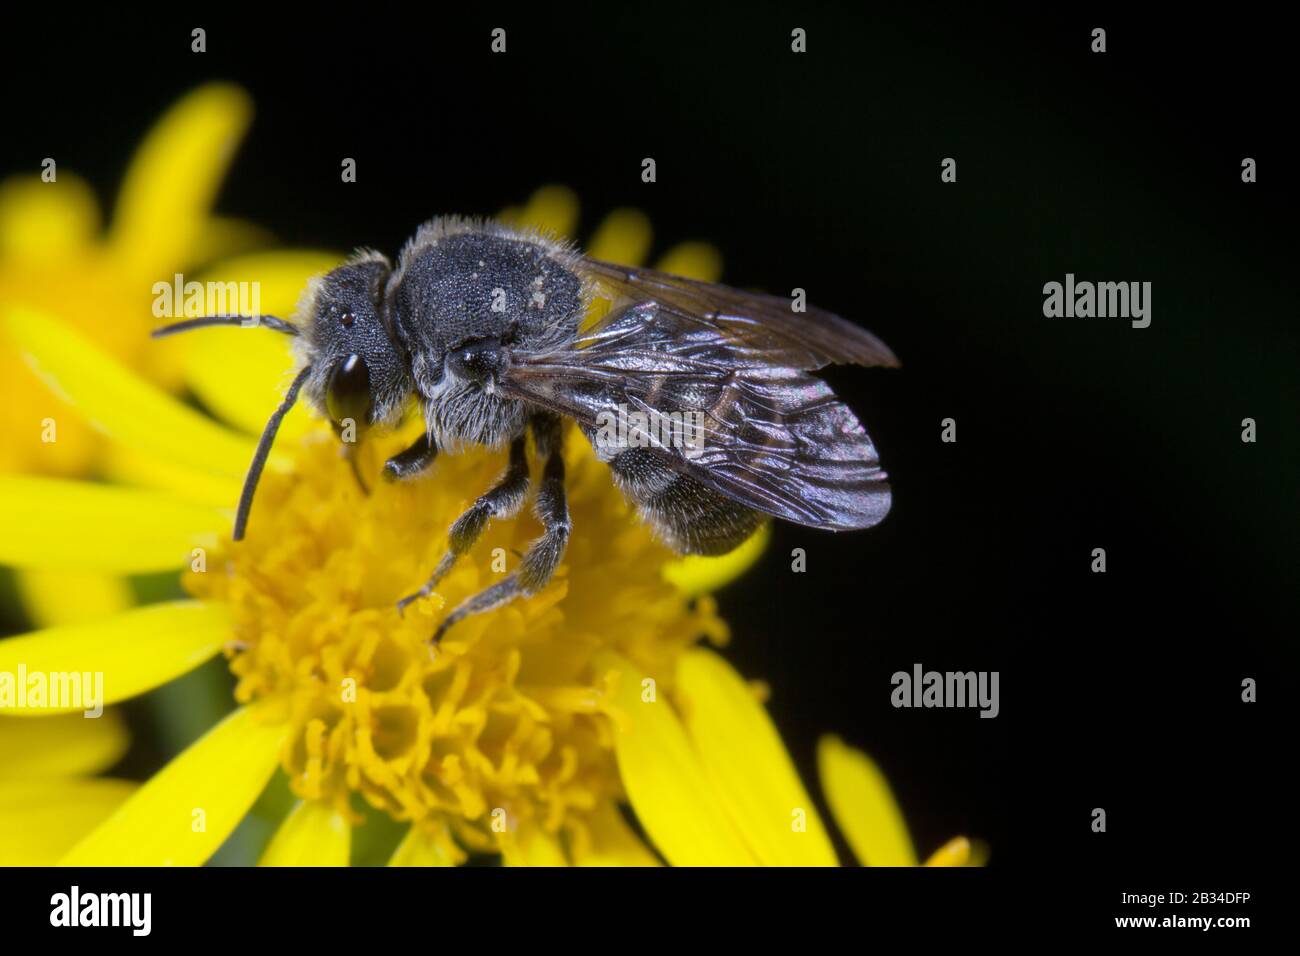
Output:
(396, 434), (529, 615)
(431, 416), (570, 643)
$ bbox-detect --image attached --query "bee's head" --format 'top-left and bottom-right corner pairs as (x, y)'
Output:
(296, 251), (414, 434)
(151, 250), (415, 542)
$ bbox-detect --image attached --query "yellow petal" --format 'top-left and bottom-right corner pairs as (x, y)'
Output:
(500, 825), (568, 867)
(183, 250), (340, 435)
(61, 705), (287, 866)
(677, 649), (837, 865)
(14, 567), (134, 628)
(258, 800), (351, 866)
(503, 185), (579, 239)
(102, 443), (242, 508)
(655, 241), (723, 282)
(585, 209), (652, 266)
(816, 735), (918, 866)
(923, 836), (974, 867)
(388, 825), (463, 867)
(570, 802), (661, 866)
(0, 709), (129, 778)
(187, 216), (275, 264)
(108, 84), (253, 277)
(662, 522), (771, 598)
(2, 306), (260, 479)
(595, 650), (757, 866)
(0, 778), (136, 865)
(0, 174), (100, 265)
(0, 601), (229, 715)
(197, 251), (338, 314)
(0, 477), (221, 572)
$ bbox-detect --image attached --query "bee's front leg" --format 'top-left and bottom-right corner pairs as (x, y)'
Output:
(382, 431), (438, 480)
(396, 434), (529, 615)
(432, 416), (570, 643)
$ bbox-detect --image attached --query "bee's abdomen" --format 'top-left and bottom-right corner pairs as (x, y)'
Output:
(594, 444), (764, 556)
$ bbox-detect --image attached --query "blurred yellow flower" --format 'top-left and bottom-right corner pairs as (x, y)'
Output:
(0, 83), (340, 628)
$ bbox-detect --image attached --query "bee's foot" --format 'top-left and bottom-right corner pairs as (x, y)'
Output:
(395, 586), (431, 617)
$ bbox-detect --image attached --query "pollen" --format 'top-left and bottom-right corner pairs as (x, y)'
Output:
(184, 421), (728, 855)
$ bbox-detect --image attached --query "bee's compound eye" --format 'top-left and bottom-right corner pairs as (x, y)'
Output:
(339, 311), (356, 328)
(326, 353), (372, 427)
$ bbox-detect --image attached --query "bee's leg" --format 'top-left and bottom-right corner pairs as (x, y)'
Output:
(432, 416), (570, 643)
(382, 431), (438, 481)
(396, 434), (529, 614)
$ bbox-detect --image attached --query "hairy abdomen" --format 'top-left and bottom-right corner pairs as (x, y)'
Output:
(592, 443), (765, 555)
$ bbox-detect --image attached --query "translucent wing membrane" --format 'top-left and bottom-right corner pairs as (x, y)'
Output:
(501, 262), (894, 530)
(578, 257), (900, 370)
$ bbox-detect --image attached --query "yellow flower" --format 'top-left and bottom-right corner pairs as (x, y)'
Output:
(0, 711), (135, 865)
(0, 186), (976, 866)
(817, 735), (987, 866)
(0, 83), (340, 628)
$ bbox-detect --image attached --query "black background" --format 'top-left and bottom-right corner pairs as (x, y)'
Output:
(3, 4), (1292, 897)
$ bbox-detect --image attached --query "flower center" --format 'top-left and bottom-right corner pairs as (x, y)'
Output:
(184, 421), (726, 855)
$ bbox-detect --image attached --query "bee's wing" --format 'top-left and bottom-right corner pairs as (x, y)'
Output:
(499, 264), (895, 531)
(574, 256), (900, 370)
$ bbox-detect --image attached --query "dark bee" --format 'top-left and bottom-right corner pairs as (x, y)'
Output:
(155, 218), (898, 641)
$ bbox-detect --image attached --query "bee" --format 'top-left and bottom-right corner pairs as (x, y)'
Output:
(155, 218), (898, 641)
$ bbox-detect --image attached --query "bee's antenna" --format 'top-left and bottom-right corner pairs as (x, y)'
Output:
(234, 366), (312, 541)
(152, 315), (299, 338)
